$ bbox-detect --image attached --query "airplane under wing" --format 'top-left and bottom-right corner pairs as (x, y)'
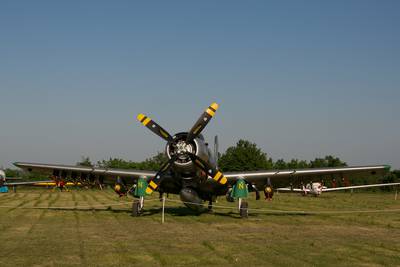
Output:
(276, 182), (400, 194)
(225, 165), (390, 189)
(276, 188), (306, 192)
(321, 182), (400, 192)
(13, 162), (156, 185)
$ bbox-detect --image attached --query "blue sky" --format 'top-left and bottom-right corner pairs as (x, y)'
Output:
(0, 1), (399, 169)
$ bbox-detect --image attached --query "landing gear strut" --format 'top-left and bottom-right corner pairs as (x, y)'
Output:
(239, 198), (248, 218)
(208, 199), (213, 212)
(132, 196), (144, 217)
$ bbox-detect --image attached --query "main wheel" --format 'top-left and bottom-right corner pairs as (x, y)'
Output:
(239, 201), (248, 218)
(132, 200), (141, 217)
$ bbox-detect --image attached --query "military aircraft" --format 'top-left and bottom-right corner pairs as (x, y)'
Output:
(277, 182), (400, 197)
(13, 102), (391, 217)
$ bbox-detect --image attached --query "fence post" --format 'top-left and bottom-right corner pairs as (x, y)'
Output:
(162, 195), (166, 224)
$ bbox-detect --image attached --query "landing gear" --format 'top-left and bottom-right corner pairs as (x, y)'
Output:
(131, 196), (144, 217)
(132, 201), (141, 217)
(208, 199), (213, 212)
(239, 200), (248, 218)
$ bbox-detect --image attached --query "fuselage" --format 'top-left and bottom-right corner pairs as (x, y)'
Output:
(304, 182), (324, 196)
(162, 132), (226, 207)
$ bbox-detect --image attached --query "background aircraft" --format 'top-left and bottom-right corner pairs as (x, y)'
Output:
(0, 169), (57, 192)
(277, 182), (400, 197)
(13, 103), (391, 217)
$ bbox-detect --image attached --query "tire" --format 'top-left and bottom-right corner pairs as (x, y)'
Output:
(131, 200), (141, 217)
(239, 201), (248, 218)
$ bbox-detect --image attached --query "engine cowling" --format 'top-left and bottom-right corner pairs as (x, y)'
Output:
(166, 132), (209, 174)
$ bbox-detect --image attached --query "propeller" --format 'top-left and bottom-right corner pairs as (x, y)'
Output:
(137, 113), (173, 142)
(186, 103), (219, 143)
(145, 155), (177, 195)
(188, 154), (227, 185)
(137, 102), (227, 195)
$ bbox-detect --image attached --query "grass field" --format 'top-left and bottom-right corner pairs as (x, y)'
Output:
(1, 188), (400, 266)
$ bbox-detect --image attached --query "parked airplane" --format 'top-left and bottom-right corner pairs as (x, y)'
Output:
(277, 182), (400, 196)
(1, 169), (51, 192)
(12, 102), (391, 217)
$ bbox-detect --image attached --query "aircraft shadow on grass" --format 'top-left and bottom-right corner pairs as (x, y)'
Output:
(25, 206), (312, 218)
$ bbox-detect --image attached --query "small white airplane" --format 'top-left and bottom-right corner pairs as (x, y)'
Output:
(277, 182), (400, 197)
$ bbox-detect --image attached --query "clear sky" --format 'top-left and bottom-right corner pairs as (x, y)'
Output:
(0, 1), (399, 169)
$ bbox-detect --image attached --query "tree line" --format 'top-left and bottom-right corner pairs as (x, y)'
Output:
(75, 139), (347, 171)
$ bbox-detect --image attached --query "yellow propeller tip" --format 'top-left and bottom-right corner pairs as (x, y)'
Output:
(210, 102), (219, 110)
(137, 113), (145, 122)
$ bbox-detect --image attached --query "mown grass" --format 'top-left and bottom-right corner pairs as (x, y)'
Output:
(0, 188), (399, 266)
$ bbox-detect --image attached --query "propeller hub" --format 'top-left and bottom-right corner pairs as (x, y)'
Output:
(166, 132), (198, 166)
(175, 140), (193, 155)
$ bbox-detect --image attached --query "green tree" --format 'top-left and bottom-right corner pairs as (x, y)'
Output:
(218, 139), (273, 172)
(139, 152), (168, 171)
(310, 155), (347, 168)
(4, 168), (21, 177)
(274, 159), (287, 170)
(77, 156), (93, 167)
(286, 159), (309, 169)
(97, 158), (138, 169)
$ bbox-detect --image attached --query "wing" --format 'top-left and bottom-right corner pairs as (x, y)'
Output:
(322, 182), (400, 192)
(4, 180), (55, 186)
(225, 165), (390, 189)
(13, 162), (156, 185)
(276, 188), (308, 193)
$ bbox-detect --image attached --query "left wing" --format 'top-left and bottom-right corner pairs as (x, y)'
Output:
(4, 180), (55, 186)
(225, 165), (390, 189)
(14, 162), (156, 185)
(322, 182), (400, 192)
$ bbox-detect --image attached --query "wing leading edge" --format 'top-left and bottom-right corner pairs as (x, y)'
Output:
(13, 162), (156, 185)
(225, 165), (390, 188)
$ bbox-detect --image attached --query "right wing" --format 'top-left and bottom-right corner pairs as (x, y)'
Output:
(225, 165), (390, 189)
(14, 162), (156, 185)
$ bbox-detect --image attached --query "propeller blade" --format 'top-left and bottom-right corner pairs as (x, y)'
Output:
(145, 155), (177, 195)
(137, 114), (173, 142)
(186, 102), (219, 142)
(189, 154), (227, 185)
